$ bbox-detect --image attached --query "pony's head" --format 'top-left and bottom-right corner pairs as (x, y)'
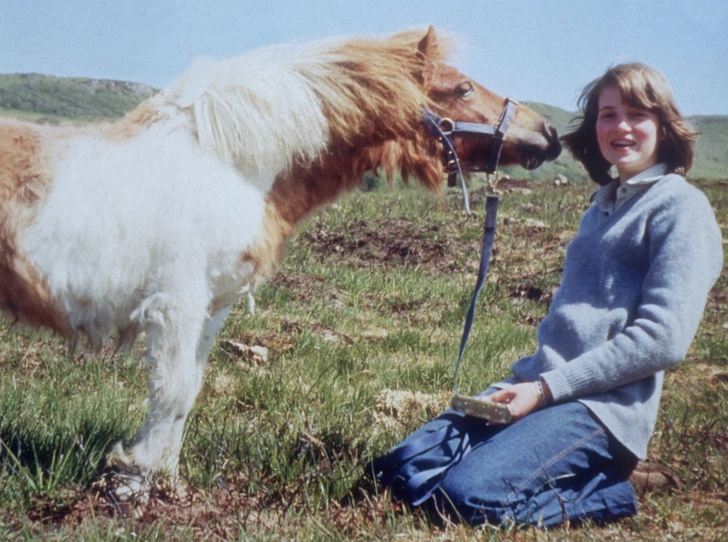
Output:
(284, 25), (561, 196)
(415, 27), (561, 181)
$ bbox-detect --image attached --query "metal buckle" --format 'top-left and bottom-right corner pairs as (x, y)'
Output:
(438, 117), (455, 136)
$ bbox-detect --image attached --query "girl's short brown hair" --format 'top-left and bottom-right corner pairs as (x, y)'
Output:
(561, 63), (698, 185)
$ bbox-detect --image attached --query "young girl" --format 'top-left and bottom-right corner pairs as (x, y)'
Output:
(369, 63), (724, 527)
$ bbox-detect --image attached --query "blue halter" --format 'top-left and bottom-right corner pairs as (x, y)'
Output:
(421, 98), (518, 214)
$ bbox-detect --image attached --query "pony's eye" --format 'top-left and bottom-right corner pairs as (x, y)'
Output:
(456, 81), (474, 97)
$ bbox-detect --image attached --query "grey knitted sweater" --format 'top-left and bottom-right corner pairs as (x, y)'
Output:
(503, 168), (723, 459)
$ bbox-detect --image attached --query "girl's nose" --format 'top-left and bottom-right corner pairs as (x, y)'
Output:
(615, 115), (631, 131)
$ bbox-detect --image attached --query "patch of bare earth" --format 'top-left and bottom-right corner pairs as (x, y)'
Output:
(23, 478), (282, 539)
(303, 216), (479, 275)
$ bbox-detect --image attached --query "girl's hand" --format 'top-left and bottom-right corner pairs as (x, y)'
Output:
(488, 382), (549, 423)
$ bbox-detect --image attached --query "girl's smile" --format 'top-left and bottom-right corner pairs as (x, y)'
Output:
(596, 86), (661, 182)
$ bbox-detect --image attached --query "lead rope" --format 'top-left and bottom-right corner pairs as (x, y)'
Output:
(369, 189), (503, 506)
(453, 191), (499, 396)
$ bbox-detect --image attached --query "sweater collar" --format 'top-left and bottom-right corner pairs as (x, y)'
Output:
(592, 163), (668, 213)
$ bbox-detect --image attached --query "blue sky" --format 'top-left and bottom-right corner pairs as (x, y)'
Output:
(2, 0), (727, 115)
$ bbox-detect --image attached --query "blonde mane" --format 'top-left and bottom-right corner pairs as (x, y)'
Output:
(163, 29), (450, 186)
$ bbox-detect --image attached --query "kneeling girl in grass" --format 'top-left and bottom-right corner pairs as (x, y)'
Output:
(369, 63), (723, 527)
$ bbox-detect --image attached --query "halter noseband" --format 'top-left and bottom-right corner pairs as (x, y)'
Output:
(422, 98), (518, 214)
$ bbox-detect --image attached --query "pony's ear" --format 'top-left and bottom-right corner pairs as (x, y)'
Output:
(415, 26), (439, 85)
(417, 26), (438, 59)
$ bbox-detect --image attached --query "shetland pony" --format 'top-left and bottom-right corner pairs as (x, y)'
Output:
(0, 27), (560, 494)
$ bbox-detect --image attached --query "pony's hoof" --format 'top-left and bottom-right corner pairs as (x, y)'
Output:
(95, 468), (189, 519)
(93, 469), (151, 519)
(106, 470), (150, 503)
(104, 443), (152, 505)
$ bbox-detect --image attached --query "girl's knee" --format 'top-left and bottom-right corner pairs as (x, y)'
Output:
(436, 463), (511, 511)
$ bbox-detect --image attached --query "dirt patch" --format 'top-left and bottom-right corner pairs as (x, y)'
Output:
(302, 217), (480, 275)
(23, 477), (284, 539)
(21, 469), (401, 540)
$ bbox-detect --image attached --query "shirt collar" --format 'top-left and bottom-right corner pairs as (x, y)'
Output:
(592, 163), (667, 213)
(622, 163), (668, 186)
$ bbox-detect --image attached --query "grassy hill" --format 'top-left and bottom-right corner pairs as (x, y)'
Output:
(1, 73), (725, 180)
(691, 115), (728, 179)
(0, 73), (155, 123)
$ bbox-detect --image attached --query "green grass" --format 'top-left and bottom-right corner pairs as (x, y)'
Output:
(1, 178), (726, 540)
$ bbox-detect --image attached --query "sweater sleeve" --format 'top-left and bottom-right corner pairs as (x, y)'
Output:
(541, 185), (724, 402)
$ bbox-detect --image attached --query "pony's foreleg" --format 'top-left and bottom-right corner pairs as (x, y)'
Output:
(197, 305), (231, 364)
(107, 298), (231, 493)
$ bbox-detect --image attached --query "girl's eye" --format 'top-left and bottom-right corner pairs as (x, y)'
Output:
(456, 81), (474, 97)
(627, 108), (651, 119)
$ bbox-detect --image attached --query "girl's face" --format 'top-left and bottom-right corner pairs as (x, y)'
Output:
(596, 85), (661, 182)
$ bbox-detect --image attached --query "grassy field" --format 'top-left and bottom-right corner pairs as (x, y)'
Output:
(0, 176), (726, 541)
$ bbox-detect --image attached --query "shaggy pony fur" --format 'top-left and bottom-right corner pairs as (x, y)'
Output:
(0, 27), (560, 494)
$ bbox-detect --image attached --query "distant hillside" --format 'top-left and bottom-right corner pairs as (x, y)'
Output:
(690, 115), (728, 180)
(0, 73), (156, 123)
(0, 73), (725, 180)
